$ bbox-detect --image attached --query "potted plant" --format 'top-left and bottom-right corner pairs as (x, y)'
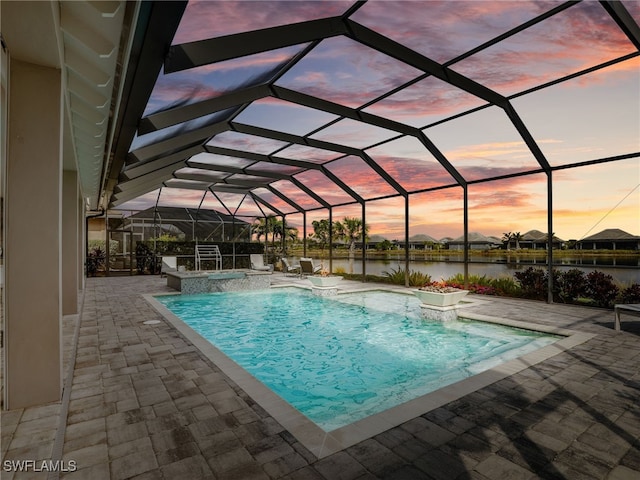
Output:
(413, 282), (469, 306)
(307, 264), (343, 287)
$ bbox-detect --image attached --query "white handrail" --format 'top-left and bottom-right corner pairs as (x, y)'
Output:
(195, 244), (222, 271)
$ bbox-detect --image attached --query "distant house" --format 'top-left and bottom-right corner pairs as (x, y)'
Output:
(520, 230), (565, 249)
(576, 229), (640, 250)
(448, 232), (501, 251)
(356, 235), (387, 250)
(408, 234), (441, 250)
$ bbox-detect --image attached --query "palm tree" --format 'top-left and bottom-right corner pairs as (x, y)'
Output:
(252, 217), (270, 243)
(334, 216), (369, 260)
(271, 218), (298, 253)
(311, 219), (331, 256)
(502, 232), (513, 250)
(252, 216), (280, 251)
(513, 232), (522, 250)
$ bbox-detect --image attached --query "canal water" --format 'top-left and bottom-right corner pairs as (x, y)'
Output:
(305, 254), (640, 286)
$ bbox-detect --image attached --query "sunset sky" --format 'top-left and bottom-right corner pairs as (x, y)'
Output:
(120, 1), (640, 242)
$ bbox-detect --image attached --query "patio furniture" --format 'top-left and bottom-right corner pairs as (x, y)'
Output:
(250, 254), (272, 272)
(161, 256), (177, 276)
(281, 258), (301, 276)
(299, 258), (322, 276)
(614, 304), (640, 331)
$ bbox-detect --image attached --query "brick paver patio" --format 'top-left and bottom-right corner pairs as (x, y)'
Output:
(2, 275), (639, 479)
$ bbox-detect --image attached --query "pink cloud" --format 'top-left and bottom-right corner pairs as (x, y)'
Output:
(173, 1), (352, 45)
(325, 156), (400, 199)
(450, 2), (636, 95)
(351, 1), (553, 64)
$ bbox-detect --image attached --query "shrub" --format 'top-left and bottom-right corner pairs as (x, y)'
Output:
(382, 267), (431, 286)
(618, 283), (640, 304)
(85, 247), (105, 277)
(514, 267), (547, 300)
(556, 269), (586, 303)
(585, 271), (619, 308)
(445, 273), (492, 286)
(489, 277), (521, 296)
(135, 242), (157, 274)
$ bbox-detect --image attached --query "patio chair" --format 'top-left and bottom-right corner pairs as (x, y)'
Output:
(281, 258), (301, 276)
(161, 256), (177, 276)
(299, 258), (322, 276)
(250, 254), (272, 272)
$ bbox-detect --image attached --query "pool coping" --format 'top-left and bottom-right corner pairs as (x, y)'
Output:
(143, 289), (595, 459)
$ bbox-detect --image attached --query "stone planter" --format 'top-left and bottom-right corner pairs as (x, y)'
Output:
(307, 275), (343, 287)
(413, 288), (469, 307)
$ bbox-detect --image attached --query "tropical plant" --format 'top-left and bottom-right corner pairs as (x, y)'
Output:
(252, 216), (298, 253)
(502, 232), (513, 249)
(585, 271), (619, 308)
(271, 218), (298, 244)
(85, 247), (105, 277)
(153, 233), (179, 242)
(135, 242), (157, 274)
(382, 266), (431, 286)
(445, 273), (492, 286)
(310, 219), (331, 254)
(514, 267), (547, 300)
(252, 217), (272, 243)
(489, 277), (521, 296)
(618, 283), (640, 304)
(376, 239), (394, 251)
(513, 232), (522, 249)
(556, 269), (586, 303)
(334, 216), (369, 259)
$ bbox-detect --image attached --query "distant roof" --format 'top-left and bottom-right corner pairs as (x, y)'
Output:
(522, 230), (565, 242)
(581, 228), (640, 241)
(450, 232), (499, 244)
(367, 235), (388, 243)
(409, 234), (440, 243)
(521, 229), (546, 240)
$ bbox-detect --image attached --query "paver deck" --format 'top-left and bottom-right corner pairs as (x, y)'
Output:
(2, 274), (639, 479)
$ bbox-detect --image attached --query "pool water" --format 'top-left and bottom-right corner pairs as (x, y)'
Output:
(157, 288), (559, 431)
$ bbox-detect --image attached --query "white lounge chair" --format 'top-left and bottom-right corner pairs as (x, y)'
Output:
(299, 258), (322, 276)
(281, 258), (301, 276)
(250, 254), (272, 272)
(161, 256), (177, 276)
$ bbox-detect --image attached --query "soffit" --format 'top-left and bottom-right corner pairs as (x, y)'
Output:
(1, 0), (134, 209)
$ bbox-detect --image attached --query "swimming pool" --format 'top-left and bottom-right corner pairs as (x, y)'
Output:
(155, 288), (560, 431)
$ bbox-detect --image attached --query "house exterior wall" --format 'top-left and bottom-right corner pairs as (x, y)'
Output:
(5, 60), (63, 409)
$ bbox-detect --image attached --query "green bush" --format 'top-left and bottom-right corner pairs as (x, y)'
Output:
(443, 273), (520, 296)
(618, 283), (640, 304)
(85, 247), (105, 277)
(88, 239), (118, 257)
(514, 267), (547, 300)
(445, 273), (492, 286)
(489, 277), (521, 296)
(556, 269), (586, 303)
(585, 271), (619, 308)
(135, 242), (157, 274)
(382, 267), (431, 286)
